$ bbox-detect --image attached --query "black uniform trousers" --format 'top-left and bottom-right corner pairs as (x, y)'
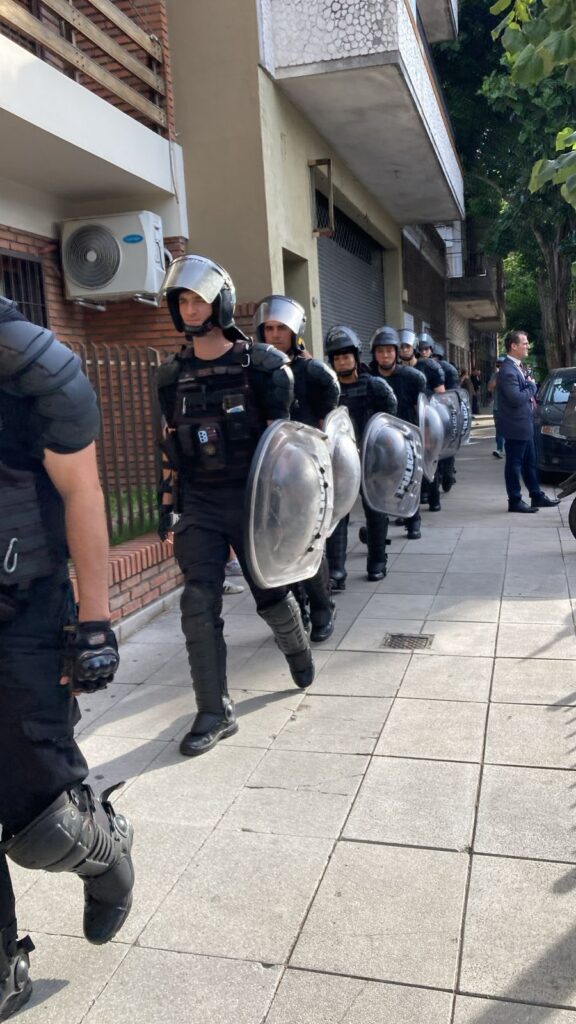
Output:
(326, 493), (389, 579)
(0, 577), (87, 930)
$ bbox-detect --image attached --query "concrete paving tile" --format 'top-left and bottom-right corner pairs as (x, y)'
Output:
(79, 683), (193, 740)
(224, 687), (304, 748)
(139, 830), (332, 962)
(448, 555), (506, 575)
(266, 969), (453, 1023)
(375, 698), (486, 761)
(273, 694), (393, 754)
(390, 552), (452, 573)
(16, 934), (128, 1024)
(16, 821), (210, 944)
(114, 642), (183, 685)
(338, 617), (425, 651)
(506, 555), (567, 574)
(115, 743), (265, 827)
(503, 574), (569, 598)
(416, 620), (497, 657)
(80, 735), (168, 790)
(83, 948), (281, 1024)
(231, 645), (332, 692)
(246, 748), (369, 794)
(75, 683), (140, 735)
(475, 764), (576, 861)
(486, 703), (576, 768)
(492, 657), (576, 704)
(344, 756), (479, 849)
(291, 843), (467, 987)
(461, 855), (576, 1006)
(439, 573), (504, 597)
(454, 995), (576, 1023)
(223, 613), (272, 646)
(404, 530), (461, 554)
(124, 612), (182, 645)
(399, 655), (493, 701)
(500, 597), (574, 624)
(361, 593), (436, 619)
(314, 650), (408, 696)
(375, 571), (444, 594)
(428, 596), (500, 622)
(325, 589), (373, 616)
(496, 623), (576, 660)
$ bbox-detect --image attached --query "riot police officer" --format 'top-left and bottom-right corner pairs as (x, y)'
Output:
(324, 326), (397, 588)
(428, 336), (460, 492)
(0, 299), (134, 1020)
(157, 256), (314, 759)
(415, 332), (446, 511)
(253, 295), (340, 642)
(370, 326), (427, 540)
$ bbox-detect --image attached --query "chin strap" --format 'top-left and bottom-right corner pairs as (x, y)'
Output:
(184, 317), (215, 338)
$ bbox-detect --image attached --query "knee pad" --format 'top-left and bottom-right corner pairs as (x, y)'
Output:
(181, 582), (222, 622)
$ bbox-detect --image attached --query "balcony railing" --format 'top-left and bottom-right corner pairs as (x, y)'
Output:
(0, 0), (167, 133)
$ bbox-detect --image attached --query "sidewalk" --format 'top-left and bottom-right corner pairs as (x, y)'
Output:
(13, 416), (576, 1024)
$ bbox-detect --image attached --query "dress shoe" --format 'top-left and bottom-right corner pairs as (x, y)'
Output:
(531, 494), (560, 508)
(179, 707), (238, 757)
(287, 648), (315, 688)
(508, 500), (538, 514)
(309, 602), (336, 643)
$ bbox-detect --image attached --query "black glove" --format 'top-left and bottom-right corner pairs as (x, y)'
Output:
(158, 505), (174, 542)
(63, 621), (120, 692)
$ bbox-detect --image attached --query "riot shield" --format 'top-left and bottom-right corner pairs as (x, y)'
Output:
(417, 393), (444, 482)
(361, 413), (424, 519)
(323, 406), (361, 536)
(244, 420), (334, 589)
(431, 391), (461, 459)
(455, 387), (472, 446)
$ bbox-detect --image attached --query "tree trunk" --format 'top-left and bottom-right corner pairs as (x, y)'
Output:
(533, 221), (576, 369)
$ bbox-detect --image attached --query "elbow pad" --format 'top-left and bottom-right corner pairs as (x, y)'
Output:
(250, 343), (294, 419)
(305, 360), (340, 418)
(370, 376), (398, 416)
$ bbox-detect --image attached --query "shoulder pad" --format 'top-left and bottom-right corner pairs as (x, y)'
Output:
(369, 374), (398, 414)
(250, 341), (289, 372)
(305, 358), (338, 386)
(156, 353), (181, 389)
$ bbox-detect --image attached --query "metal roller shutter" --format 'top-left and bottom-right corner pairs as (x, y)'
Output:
(316, 193), (386, 361)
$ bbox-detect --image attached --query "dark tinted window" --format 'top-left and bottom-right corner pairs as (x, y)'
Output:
(543, 375), (576, 404)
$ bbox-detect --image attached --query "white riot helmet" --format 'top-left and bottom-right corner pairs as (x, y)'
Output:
(162, 255), (238, 336)
(254, 295), (306, 352)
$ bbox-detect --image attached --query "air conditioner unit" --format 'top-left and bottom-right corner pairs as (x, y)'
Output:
(61, 211), (165, 302)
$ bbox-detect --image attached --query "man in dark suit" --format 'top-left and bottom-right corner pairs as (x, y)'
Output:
(496, 330), (560, 513)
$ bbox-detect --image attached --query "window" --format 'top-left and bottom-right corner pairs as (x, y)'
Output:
(0, 251), (48, 327)
(545, 376), (576, 405)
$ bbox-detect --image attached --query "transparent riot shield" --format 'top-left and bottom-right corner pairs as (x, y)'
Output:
(431, 391), (461, 459)
(455, 387), (472, 446)
(417, 393), (444, 482)
(323, 406), (361, 536)
(361, 413), (424, 519)
(244, 420), (334, 588)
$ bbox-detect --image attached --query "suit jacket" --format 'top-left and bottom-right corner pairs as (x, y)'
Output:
(496, 356), (538, 440)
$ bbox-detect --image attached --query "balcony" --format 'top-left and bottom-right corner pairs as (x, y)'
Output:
(258, 0), (464, 224)
(417, 0), (458, 43)
(447, 253), (506, 330)
(0, 1), (186, 235)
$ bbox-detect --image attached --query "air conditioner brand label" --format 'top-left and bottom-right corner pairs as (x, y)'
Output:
(122, 234), (144, 244)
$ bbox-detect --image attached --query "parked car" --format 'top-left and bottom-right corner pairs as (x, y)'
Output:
(535, 367), (576, 476)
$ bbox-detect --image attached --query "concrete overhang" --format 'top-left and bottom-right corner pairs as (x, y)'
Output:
(275, 58), (464, 224)
(0, 35), (188, 236)
(417, 0), (458, 43)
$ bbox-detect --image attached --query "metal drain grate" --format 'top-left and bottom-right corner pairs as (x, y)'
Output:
(380, 633), (434, 651)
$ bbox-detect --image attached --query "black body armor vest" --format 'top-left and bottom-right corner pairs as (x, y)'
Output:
(164, 342), (267, 488)
(339, 368), (396, 440)
(370, 363), (425, 425)
(0, 392), (65, 610)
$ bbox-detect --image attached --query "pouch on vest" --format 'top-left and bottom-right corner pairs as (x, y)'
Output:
(0, 460), (54, 591)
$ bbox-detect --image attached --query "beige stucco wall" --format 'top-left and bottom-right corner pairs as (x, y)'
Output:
(166, 0), (272, 301)
(258, 70), (403, 356)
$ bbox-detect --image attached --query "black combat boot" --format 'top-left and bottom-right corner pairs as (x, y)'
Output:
(0, 923), (33, 1022)
(305, 556), (336, 642)
(179, 582), (239, 757)
(1, 785), (134, 946)
(405, 513), (421, 540)
(365, 508), (389, 582)
(259, 593), (315, 687)
(326, 515), (348, 593)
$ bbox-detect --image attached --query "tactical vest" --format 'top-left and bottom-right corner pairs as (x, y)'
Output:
(339, 374), (373, 441)
(0, 392), (63, 617)
(170, 342), (265, 487)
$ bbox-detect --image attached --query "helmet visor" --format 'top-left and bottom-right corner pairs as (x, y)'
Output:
(162, 256), (229, 304)
(254, 296), (305, 336)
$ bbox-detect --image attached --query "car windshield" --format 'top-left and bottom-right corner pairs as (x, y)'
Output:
(544, 376), (576, 404)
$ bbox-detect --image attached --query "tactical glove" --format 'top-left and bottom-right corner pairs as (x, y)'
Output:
(158, 505), (174, 542)
(63, 621), (120, 692)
